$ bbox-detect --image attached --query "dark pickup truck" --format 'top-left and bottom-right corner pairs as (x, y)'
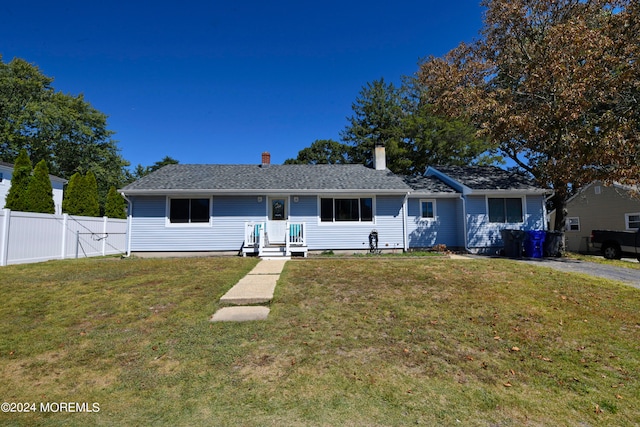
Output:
(590, 229), (640, 260)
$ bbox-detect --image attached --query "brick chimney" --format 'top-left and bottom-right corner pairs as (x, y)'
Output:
(261, 151), (271, 166)
(373, 144), (386, 170)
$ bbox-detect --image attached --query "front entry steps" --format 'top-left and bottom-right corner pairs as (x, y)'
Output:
(259, 245), (291, 260)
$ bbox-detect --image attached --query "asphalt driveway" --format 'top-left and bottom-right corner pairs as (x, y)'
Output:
(515, 257), (640, 289)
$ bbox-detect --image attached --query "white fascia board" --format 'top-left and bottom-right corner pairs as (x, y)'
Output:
(406, 192), (460, 198)
(470, 189), (550, 196)
(120, 188), (411, 196)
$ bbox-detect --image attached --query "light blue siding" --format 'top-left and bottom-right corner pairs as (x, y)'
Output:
(524, 195), (546, 229)
(129, 194), (406, 252)
(129, 193), (547, 253)
(406, 197), (462, 248)
(298, 195), (405, 251)
(130, 195), (267, 252)
(466, 194), (546, 251)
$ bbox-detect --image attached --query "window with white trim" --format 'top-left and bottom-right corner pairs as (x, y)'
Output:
(168, 198), (210, 224)
(625, 213), (640, 230)
(488, 197), (523, 223)
(320, 197), (373, 222)
(566, 217), (580, 231)
(420, 199), (436, 220)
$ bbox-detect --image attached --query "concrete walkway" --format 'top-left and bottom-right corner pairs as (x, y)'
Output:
(209, 259), (287, 322)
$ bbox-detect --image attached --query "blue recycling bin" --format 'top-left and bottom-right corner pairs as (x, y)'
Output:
(524, 230), (546, 258)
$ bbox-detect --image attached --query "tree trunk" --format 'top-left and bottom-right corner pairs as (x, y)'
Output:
(551, 184), (569, 232)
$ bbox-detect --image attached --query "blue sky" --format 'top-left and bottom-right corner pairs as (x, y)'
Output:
(2, 1), (485, 169)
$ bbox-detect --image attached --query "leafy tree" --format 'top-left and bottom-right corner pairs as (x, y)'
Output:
(105, 186), (127, 219)
(132, 156), (179, 179)
(284, 140), (351, 164)
(339, 78), (498, 174)
(4, 149), (32, 211)
(400, 76), (500, 174)
(419, 0), (640, 230)
(0, 56), (130, 205)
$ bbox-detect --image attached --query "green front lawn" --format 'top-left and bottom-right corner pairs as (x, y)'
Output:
(566, 252), (640, 269)
(1, 257), (638, 426)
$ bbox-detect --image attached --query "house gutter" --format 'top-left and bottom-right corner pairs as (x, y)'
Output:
(119, 191), (133, 257)
(460, 194), (471, 253)
(119, 188), (411, 196)
(402, 193), (409, 252)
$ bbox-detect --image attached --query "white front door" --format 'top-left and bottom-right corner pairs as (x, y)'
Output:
(267, 197), (287, 244)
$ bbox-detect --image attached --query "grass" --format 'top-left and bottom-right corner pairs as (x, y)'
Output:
(565, 252), (640, 269)
(0, 256), (639, 426)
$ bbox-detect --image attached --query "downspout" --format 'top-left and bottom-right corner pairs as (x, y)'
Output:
(402, 193), (409, 252)
(544, 191), (555, 231)
(460, 194), (471, 253)
(120, 192), (133, 258)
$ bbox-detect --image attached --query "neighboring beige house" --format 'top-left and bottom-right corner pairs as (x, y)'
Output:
(0, 161), (67, 215)
(563, 181), (640, 253)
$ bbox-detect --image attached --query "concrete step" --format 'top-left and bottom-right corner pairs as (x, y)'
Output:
(210, 306), (270, 322)
(259, 246), (290, 259)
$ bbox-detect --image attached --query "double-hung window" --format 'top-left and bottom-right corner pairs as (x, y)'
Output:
(626, 213), (640, 230)
(320, 197), (373, 222)
(420, 199), (436, 220)
(169, 198), (210, 224)
(566, 217), (580, 231)
(488, 197), (523, 223)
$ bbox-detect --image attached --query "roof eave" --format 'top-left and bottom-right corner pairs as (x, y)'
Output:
(468, 189), (551, 196)
(407, 192), (460, 198)
(120, 188), (411, 196)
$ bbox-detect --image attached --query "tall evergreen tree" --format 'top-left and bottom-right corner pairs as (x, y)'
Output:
(105, 186), (127, 219)
(83, 171), (101, 217)
(62, 171), (100, 216)
(62, 172), (82, 215)
(341, 78), (406, 170)
(339, 78), (499, 174)
(4, 149), (32, 211)
(24, 160), (55, 213)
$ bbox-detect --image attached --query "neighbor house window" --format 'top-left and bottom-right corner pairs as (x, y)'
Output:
(169, 198), (210, 224)
(488, 197), (523, 223)
(625, 213), (640, 230)
(566, 217), (580, 231)
(320, 197), (373, 222)
(420, 199), (436, 219)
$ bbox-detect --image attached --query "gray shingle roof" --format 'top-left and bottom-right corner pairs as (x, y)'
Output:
(121, 164), (412, 193)
(401, 175), (458, 194)
(429, 165), (544, 191)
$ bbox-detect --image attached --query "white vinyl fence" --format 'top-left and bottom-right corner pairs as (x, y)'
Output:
(0, 209), (128, 266)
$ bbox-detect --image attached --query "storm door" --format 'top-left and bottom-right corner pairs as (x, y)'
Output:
(266, 197), (288, 244)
